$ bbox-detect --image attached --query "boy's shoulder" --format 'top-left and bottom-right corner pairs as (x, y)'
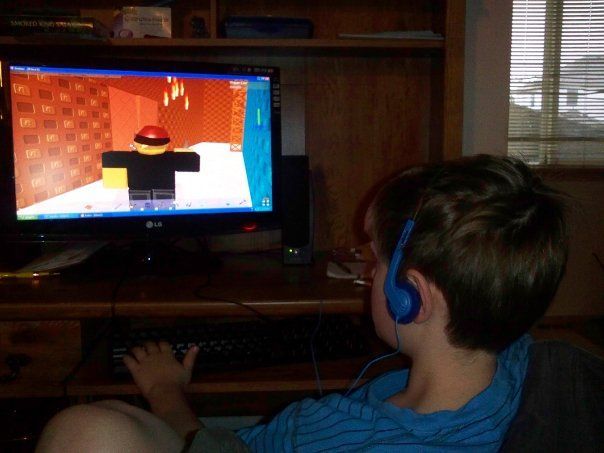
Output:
(238, 337), (532, 451)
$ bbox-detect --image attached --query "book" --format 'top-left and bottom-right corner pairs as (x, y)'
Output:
(0, 15), (110, 38)
(112, 7), (171, 39)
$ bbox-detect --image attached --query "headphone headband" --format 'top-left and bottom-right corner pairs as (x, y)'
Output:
(382, 165), (445, 324)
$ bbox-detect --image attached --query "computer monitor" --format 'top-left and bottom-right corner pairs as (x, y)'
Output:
(0, 58), (281, 244)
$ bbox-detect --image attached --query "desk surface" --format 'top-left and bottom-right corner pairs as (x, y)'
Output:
(0, 250), (368, 320)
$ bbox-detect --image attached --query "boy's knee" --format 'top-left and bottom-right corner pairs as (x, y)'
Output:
(40, 403), (107, 435)
(36, 402), (148, 453)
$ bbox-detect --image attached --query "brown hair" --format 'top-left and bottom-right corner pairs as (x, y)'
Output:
(369, 154), (569, 352)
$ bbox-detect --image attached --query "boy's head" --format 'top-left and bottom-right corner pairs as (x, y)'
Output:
(367, 154), (569, 352)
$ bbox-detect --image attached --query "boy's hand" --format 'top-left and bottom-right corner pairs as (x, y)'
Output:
(123, 341), (199, 400)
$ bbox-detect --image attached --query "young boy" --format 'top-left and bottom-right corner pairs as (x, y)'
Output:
(36, 154), (569, 452)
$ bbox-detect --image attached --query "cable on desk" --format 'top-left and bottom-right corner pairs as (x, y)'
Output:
(60, 318), (113, 397)
(195, 268), (328, 396)
(193, 270), (274, 323)
(310, 298), (324, 397)
(192, 291), (275, 323)
(60, 251), (134, 397)
(110, 264), (132, 314)
(593, 252), (604, 273)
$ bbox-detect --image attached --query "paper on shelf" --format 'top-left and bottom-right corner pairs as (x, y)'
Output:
(338, 30), (443, 40)
(326, 261), (367, 279)
(18, 241), (108, 273)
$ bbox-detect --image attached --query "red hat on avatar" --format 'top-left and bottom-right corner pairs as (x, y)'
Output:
(134, 125), (170, 146)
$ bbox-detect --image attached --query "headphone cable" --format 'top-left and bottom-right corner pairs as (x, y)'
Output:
(344, 317), (402, 397)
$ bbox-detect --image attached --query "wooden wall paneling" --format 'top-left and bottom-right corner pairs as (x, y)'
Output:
(306, 55), (433, 249)
(210, 0), (219, 38)
(543, 176), (604, 317)
(306, 0), (435, 39)
(428, 58), (445, 163)
(442, 0), (465, 159)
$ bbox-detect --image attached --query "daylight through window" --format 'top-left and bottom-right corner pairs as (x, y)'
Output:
(508, 0), (604, 166)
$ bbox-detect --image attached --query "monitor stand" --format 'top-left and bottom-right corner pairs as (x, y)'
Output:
(126, 237), (221, 277)
(0, 237), (221, 279)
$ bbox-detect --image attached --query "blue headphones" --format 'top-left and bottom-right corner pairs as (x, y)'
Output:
(383, 219), (421, 324)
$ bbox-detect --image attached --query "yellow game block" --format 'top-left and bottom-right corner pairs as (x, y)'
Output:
(102, 167), (128, 188)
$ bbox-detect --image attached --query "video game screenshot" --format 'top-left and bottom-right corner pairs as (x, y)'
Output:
(9, 64), (274, 220)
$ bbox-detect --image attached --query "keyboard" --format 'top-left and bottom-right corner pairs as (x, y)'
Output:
(111, 316), (370, 376)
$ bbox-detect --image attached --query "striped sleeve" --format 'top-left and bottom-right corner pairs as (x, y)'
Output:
(236, 394), (383, 453)
(237, 400), (300, 452)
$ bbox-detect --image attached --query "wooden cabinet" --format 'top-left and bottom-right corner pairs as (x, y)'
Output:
(0, 0), (465, 249)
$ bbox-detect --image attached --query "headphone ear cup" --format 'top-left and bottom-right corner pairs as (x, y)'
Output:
(386, 280), (421, 324)
(383, 219), (420, 324)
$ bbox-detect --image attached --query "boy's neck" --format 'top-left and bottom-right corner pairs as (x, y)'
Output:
(387, 345), (497, 414)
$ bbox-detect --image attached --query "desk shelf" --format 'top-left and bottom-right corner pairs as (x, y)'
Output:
(67, 354), (406, 398)
(3, 318), (602, 403)
(0, 36), (443, 50)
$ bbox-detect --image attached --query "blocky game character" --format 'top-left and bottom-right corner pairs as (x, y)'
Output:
(102, 125), (200, 208)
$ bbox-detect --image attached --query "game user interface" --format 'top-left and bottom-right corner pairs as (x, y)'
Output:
(9, 63), (274, 221)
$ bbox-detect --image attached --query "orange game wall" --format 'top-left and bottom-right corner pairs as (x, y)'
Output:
(10, 72), (112, 210)
(11, 73), (246, 209)
(102, 77), (242, 150)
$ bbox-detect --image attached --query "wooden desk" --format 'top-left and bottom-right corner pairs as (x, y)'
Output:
(1, 250), (602, 406)
(113, 252), (367, 318)
(0, 251), (379, 402)
(0, 251), (367, 320)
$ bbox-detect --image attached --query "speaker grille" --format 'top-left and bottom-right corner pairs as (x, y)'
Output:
(281, 155), (312, 263)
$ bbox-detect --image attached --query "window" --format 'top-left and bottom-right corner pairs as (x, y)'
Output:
(508, 0), (604, 166)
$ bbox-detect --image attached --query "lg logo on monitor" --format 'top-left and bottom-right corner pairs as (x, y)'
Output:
(145, 220), (163, 229)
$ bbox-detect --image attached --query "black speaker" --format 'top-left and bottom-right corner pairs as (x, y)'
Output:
(281, 155), (313, 265)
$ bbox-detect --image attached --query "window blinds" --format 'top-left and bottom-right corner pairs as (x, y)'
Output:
(508, 0), (604, 166)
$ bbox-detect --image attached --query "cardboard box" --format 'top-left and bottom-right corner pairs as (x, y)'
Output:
(113, 7), (171, 38)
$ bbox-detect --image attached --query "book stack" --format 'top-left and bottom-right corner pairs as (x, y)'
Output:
(0, 15), (110, 39)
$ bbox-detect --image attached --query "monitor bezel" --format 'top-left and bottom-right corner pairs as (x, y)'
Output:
(0, 57), (282, 241)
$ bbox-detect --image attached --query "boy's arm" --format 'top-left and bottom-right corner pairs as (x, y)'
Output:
(123, 341), (203, 439)
(145, 383), (204, 439)
(124, 341), (250, 451)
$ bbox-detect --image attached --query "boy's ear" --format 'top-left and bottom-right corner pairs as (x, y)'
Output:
(406, 269), (435, 324)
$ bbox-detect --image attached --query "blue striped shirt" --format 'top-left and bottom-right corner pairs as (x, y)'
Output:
(237, 335), (532, 452)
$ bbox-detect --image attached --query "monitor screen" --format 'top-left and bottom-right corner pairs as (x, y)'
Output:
(0, 58), (281, 240)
